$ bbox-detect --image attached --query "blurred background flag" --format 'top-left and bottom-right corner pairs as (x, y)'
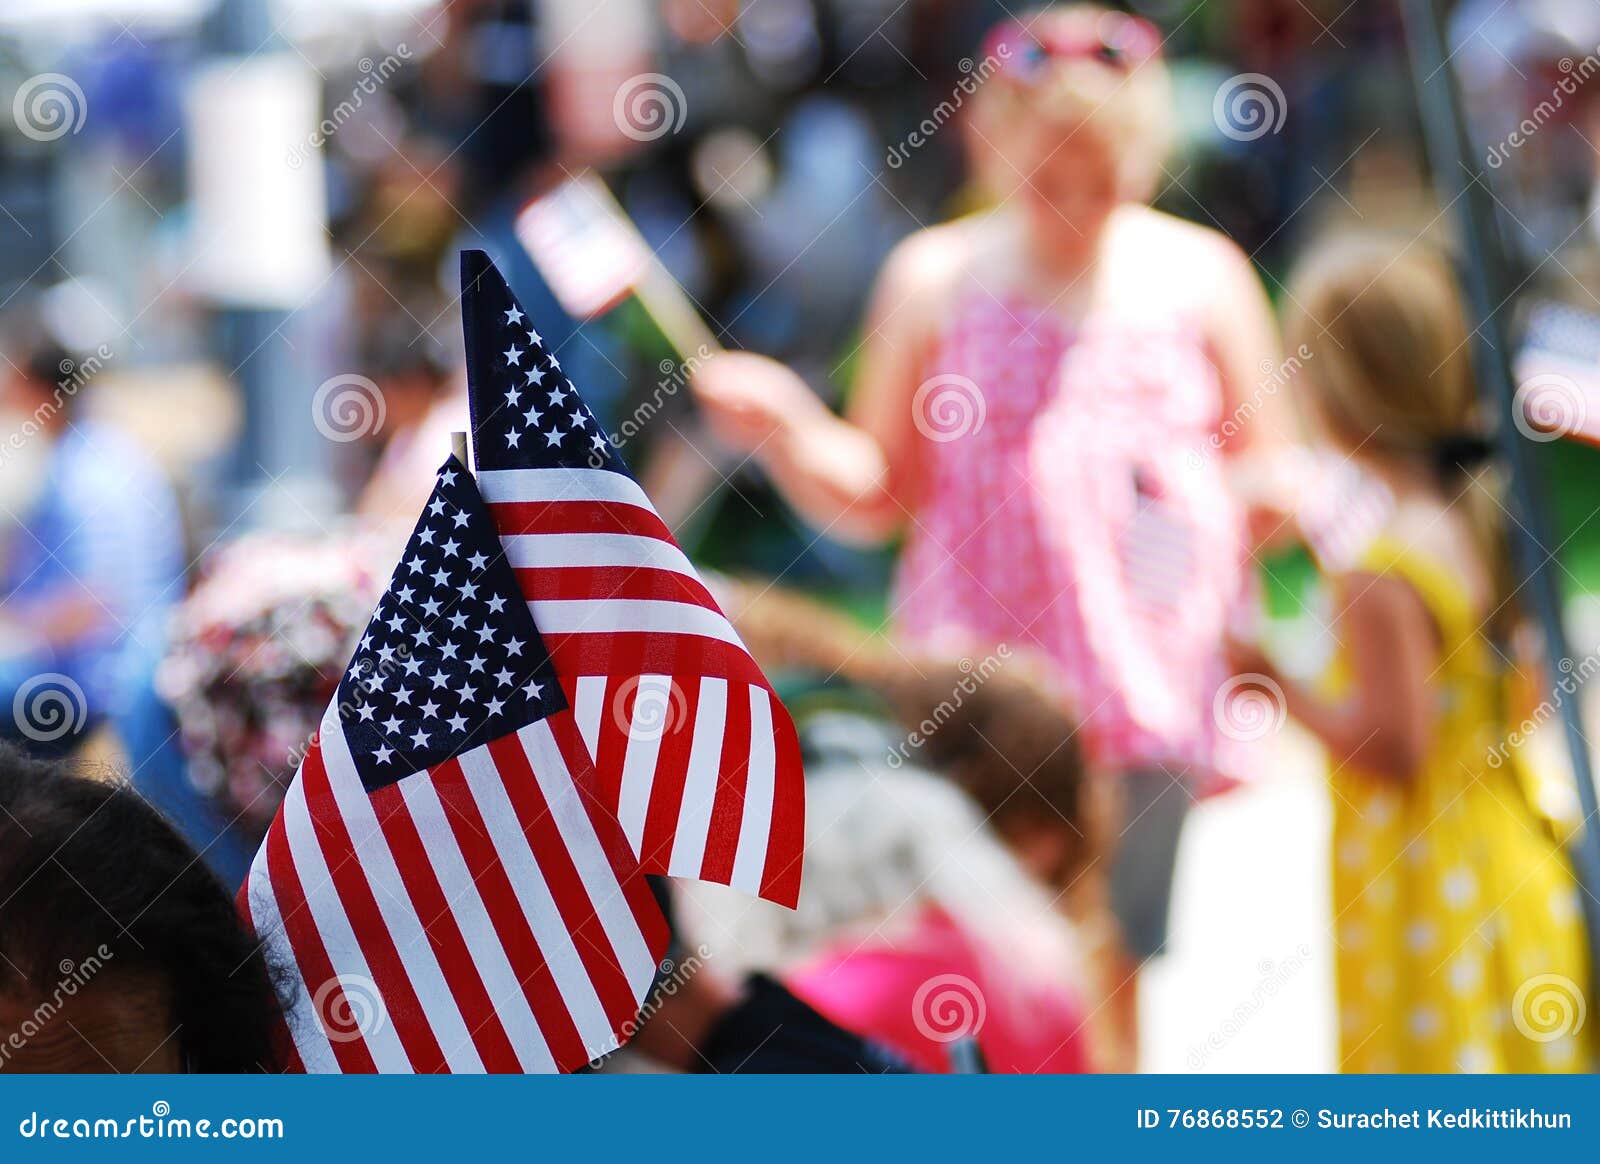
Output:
(242, 457), (667, 1074)
(1515, 300), (1600, 448)
(460, 249), (805, 909)
(515, 173), (651, 320)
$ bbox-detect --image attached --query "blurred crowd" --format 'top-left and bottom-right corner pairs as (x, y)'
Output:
(6, 0), (1600, 1074)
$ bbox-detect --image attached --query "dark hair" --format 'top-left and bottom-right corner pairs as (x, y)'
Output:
(0, 745), (283, 1071)
(19, 338), (77, 394)
(884, 660), (1092, 875)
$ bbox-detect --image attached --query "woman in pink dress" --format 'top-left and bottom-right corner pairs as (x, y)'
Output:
(692, 4), (1291, 1048)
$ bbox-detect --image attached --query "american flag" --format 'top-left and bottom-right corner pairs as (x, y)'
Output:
(515, 174), (650, 320)
(460, 249), (805, 908)
(1515, 299), (1600, 448)
(241, 457), (668, 1073)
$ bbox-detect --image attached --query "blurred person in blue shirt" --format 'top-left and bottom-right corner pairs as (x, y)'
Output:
(0, 338), (183, 757)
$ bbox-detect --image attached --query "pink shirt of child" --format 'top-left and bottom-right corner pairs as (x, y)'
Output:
(786, 905), (1089, 1074)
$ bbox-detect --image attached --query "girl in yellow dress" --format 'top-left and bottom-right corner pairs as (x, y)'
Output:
(1230, 236), (1591, 1072)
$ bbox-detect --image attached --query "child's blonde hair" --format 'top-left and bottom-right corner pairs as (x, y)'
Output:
(975, 5), (1173, 201)
(1285, 235), (1517, 637)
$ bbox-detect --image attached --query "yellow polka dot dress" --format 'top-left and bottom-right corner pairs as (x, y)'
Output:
(1329, 540), (1592, 1073)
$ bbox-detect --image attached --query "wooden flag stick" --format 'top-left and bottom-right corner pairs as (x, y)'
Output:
(578, 172), (723, 362)
(450, 430), (470, 473)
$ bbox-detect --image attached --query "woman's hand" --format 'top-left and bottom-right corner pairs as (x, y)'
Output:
(690, 351), (822, 455)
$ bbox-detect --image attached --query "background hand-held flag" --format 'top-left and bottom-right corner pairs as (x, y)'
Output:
(240, 457), (667, 1073)
(460, 249), (805, 908)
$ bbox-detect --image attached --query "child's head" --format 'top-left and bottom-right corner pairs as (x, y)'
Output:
(1286, 235), (1482, 457)
(1287, 234), (1518, 633)
(968, 6), (1172, 245)
(0, 745), (283, 1072)
(887, 659), (1094, 891)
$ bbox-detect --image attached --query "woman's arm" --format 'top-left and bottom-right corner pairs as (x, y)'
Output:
(1202, 237), (1309, 553)
(1230, 571), (1439, 780)
(691, 234), (944, 544)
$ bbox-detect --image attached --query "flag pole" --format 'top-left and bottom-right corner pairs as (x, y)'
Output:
(1400, 0), (1600, 982)
(450, 430), (470, 475)
(566, 179), (732, 552)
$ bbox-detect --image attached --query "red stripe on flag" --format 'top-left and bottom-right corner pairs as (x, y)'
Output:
(491, 499), (676, 542)
(636, 680), (699, 876)
(546, 711), (671, 957)
(426, 755), (588, 1070)
(364, 780), (522, 1071)
(542, 632), (770, 690)
(760, 710), (806, 908)
(261, 809), (378, 1073)
(515, 565), (722, 610)
(299, 748), (450, 1073)
(699, 683), (751, 885)
(483, 734), (645, 1036)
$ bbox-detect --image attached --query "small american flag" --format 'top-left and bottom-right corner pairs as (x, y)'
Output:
(242, 457), (668, 1073)
(1515, 300), (1600, 447)
(515, 174), (650, 320)
(461, 249), (805, 908)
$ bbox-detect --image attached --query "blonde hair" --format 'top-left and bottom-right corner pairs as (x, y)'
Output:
(976, 5), (1173, 202)
(1285, 235), (1517, 637)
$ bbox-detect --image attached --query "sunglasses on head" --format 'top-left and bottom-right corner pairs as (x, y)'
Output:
(982, 10), (1162, 79)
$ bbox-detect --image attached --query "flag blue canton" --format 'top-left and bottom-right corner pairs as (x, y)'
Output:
(461, 250), (627, 476)
(337, 457), (565, 793)
(1523, 300), (1600, 363)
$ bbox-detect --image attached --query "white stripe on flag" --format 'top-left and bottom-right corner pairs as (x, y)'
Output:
(453, 738), (613, 1049)
(730, 686), (777, 896)
(529, 598), (745, 648)
(245, 845), (338, 1074)
(480, 466), (654, 512)
(617, 674), (671, 852)
(573, 675), (608, 759)
(317, 715), (486, 1072)
(394, 776), (553, 1072)
(517, 721), (660, 996)
(277, 772), (414, 1072)
(668, 677), (727, 879)
(504, 532), (695, 577)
